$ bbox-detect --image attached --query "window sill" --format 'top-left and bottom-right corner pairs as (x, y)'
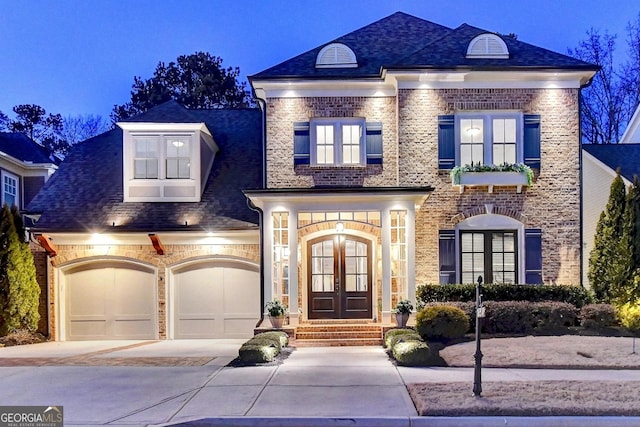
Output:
(453, 171), (530, 194)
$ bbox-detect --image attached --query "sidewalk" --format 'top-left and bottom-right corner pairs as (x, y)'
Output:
(1, 341), (640, 426)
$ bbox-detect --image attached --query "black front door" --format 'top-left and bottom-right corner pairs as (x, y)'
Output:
(307, 235), (372, 319)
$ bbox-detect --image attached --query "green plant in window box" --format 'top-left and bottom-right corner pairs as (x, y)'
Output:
(450, 162), (534, 186)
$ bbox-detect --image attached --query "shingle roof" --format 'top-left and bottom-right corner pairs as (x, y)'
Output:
(27, 102), (263, 232)
(250, 12), (597, 80)
(0, 132), (56, 164)
(583, 144), (640, 182)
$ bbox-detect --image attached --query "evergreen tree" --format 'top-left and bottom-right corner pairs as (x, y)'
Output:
(588, 170), (627, 302)
(0, 204), (40, 335)
(616, 176), (640, 304)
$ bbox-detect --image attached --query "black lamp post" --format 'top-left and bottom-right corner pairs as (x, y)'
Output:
(473, 275), (484, 397)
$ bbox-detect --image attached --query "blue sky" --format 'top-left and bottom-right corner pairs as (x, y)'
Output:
(1, 0), (638, 119)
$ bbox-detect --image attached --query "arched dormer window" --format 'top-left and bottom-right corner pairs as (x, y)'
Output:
(315, 43), (358, 68)
(466, 33), (509, 59)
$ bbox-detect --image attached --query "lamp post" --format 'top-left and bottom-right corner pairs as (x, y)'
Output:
(473, 275), (484, 397)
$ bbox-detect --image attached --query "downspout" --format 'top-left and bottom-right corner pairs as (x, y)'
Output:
(251, 96), (267, 327)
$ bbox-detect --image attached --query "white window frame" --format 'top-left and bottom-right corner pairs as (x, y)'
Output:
(130, 133), (194, 181)
(455, 112), (523, 166)
(310, 118), (366, 166)
(1, 170), (19, 208)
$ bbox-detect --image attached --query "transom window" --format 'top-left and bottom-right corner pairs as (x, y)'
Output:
(311, 118), (365, 165)
(132, 134), (192, 180)
(2, 172), (18, 208)
(457, 113), (521, 166)
(460, 231), (517, 284)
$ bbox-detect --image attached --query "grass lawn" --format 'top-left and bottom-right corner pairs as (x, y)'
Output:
(407, 335), (640, 416)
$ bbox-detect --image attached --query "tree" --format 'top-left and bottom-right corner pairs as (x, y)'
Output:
(60, 114), (110, 145)
(111, 51), (252, 122)
(0, 205), (40, 335)
(588, 171), (628, 302)
(570, 14), (640, 143)
(0, 110), (8, 131)
(7, 104), (69, 157)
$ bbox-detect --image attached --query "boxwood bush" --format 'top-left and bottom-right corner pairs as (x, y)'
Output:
(579, 304), (618, 329)
(392, 341), (431, 366)
(416, 284), (593, 308)
(415, 304), (469, 341)
(237, 331), (289, 364)
(384, 328), (423, 348)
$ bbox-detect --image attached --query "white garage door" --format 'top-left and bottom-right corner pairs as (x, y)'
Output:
(64, 262), (157, 340)
(173, 260), (260, 338)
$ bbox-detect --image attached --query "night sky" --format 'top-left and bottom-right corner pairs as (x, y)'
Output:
(1, 0), (638, 118)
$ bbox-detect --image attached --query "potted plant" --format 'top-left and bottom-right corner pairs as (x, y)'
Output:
(265, 299), (288, 329)
(393, 299), (414, 328)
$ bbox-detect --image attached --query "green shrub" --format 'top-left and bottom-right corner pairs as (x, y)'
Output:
(617, 302), (640, 331)
(385, 329), (423, 349)
(532, 302), (578, 329)
(579, 304), (618, 329)
(415, 304), (469, 341)
(482, 301), (535, 334)
(424, 301), (475, 332)
(416, 284), (593, 308)
(392, 341), (431, 366)
(238, 344), (278, 363)
(254, 331), (289, 348)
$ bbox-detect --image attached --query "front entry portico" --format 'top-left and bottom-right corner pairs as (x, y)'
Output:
(308, 234), (372, 319)
(244, 187), (432, 326)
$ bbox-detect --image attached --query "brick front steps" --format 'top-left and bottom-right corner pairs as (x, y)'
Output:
(293, 321), (384, 347)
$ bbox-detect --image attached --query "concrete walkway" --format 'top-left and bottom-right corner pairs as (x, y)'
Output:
(1, 340), (640, 426)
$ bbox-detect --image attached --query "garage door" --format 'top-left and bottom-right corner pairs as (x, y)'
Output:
(64, 262), (157, 340)
(173, 260), (260, 338)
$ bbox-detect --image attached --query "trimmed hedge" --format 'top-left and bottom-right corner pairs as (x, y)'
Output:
(416, 284), (593, 308)
(237, 331), (289, 364)
(415, 304), (469, 341)
(392, 341), (431, 366)
(579, 304), (618, 329)
(481, 301), (578, 334)
(384, 328), (423, 348)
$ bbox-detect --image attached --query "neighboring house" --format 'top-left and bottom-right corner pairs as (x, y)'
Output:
(0, 132), (57, 210)
(582, 143), (640, 287)
(27, 102), (263, 340)
(247, 12), (598, 326)
(28, 12), (599, 341)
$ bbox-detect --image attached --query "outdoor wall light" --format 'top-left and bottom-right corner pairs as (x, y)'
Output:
(336, 221), (344, 233)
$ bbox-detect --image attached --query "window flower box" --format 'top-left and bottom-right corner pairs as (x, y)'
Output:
(451, 164), (533, 193)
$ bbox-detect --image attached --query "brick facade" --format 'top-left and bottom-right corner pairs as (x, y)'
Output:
(265, 87), (582, 287)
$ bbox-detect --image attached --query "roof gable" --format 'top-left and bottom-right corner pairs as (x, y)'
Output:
(583, 144), (640, 182)
(0, 132), (55, 164)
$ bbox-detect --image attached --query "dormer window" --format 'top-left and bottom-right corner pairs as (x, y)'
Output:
(119, 122), (218, 202)
(466, 33), (509, 59)
(315, 43), (358, 68)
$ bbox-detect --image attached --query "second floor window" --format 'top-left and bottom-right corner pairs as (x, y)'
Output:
(311, 118), (365, 165)
(457, 113), (521, 166)
(133, 135), (192, 180)
(2, 172), (18, 208)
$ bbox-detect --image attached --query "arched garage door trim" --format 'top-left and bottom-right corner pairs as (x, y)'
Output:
(168, 256), (260, 339)
(58, 257), (158, 341)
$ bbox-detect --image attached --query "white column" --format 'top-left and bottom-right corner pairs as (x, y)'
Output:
(288, 209), (299, 326)
(262, 205), (274, 314)
(406, 204), (417, 308)
(381, 208), (392, 324)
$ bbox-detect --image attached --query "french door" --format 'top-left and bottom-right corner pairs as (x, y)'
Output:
(307, 235), (372, 319)
(460, 231), (517, 284)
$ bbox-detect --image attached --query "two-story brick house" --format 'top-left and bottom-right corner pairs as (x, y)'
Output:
(246, 12), (598, 326)
(28, 12), (598, 341)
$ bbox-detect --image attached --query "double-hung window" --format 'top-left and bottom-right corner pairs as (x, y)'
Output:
(134, 137), (159, 179)
(133, 135), (192, 180)
(457, 113), (521, 166)
(2, 172), (19, 208)
(460, 231), (517, 284)
(311, 118), (365, 166)
(166, 137), (191, 179)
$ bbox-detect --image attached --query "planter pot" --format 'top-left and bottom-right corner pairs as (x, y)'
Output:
(268, 315), (285, 329)
(395, 312), (410, 328)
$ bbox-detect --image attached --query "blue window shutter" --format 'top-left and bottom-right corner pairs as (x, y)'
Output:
(438, 115), (455, 170)
(366, 122), (383, 164)
(525, 228), (543, 284)
(523, 114), (541, 170)
(439, 230), (456, 284)
(294, 122), (310, 165)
